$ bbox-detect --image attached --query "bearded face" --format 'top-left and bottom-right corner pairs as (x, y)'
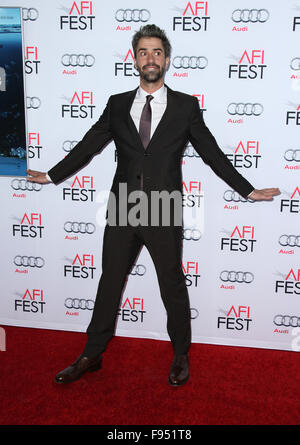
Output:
(134, 37), (169, 84)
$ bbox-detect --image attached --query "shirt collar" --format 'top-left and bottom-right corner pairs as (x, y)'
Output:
(135, 84), (167, 103)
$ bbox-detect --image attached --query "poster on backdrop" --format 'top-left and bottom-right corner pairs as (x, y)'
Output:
(0, 7), (27, 176)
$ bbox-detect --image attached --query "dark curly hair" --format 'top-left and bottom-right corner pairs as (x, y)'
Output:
(132, 24), (172, 58)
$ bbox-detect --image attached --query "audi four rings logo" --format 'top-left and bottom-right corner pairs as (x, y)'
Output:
(130, 265), (146, 276)
(22, 8), (39, 21)
(11, 179), (42, 191)
(290, 57), (300, 71)
(26, 97), (41, 109)
(63, 141), (78, 152)
(284, 149), (300, 162)
(184, 145), (200, 158)
(14, 255), (45, 268)
(65, 298), (94, 310)
(232, 9), (269, 23)
(61, 54), (95, 67)
(279, 235), (300, 247)
(115, 9), (150, 22)
(227, 103), (264, 116)
(220, 270), (254, 283)
(190, 308), (199, 320)
(223, 190), (249, 203)
(172, 56), (208, 70)
(182, 229), (201, 241)
(64, 222), (96, 234)
(273, 315), (300, 327)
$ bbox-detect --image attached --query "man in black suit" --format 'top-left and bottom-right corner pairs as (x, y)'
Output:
(27, 24), (279, 386)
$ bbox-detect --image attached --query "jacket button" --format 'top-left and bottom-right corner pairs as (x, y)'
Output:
(136, 175), (141, 179)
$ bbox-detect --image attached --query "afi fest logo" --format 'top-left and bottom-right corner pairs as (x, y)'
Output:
(275, 268), (300, 295)
(182, 181), (204, 238)
(114, 49), (138, 77)
(182, 260), (200, 287)
(28, 132), (42, 159)
(225, 140), (261, 169)
(286, 103), (300, 125)
(61, 91), (95, 118)
(24, 46), (40, 74)
(182, 180), (203, 208)
(15, 289), (46, 313)
(62, 175), (96, 201)
(172, 1), (210, 31)
(221, 225), (256, 252)
(228, 50), (266, 79)
(12, 213), (44, 238)
(217, 305), (252, 331)
(63, 253), (96, 279)
(293, 15), (300, 31)
(60, 1), (95, 30)
(280, 186), (300, 213)
(192, 93), (206, 116)
(118, 297), (146, 323)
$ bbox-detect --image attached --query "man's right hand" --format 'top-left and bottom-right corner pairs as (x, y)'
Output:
(27, 169), (51, 184)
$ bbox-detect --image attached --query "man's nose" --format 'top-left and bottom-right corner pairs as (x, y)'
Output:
(147, 53), (155, 64)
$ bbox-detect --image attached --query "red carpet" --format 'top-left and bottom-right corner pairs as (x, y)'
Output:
(0, 325), (299, 425)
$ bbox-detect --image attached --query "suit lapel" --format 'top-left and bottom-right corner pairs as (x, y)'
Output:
(124, 88), (145, 152)
(146, 85), (176, 151)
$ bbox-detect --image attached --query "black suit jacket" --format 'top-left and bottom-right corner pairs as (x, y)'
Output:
(48, 85), (254, 199)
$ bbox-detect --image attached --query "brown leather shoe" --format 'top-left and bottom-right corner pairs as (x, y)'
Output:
(54, 354), (102, 384)
(168, 354), (189, 386)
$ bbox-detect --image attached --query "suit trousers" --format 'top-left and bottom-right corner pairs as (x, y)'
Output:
(82, 223), (191, 357)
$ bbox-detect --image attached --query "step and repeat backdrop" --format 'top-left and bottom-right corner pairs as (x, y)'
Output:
(0, 0), (299, 352)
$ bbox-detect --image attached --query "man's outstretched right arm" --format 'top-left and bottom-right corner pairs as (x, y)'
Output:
(27, 98), (112, 185)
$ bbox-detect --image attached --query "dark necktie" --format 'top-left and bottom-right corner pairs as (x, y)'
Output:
(139, 95), (153, 149)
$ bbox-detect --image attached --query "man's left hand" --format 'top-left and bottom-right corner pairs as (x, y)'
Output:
(249, 188), (280, 201)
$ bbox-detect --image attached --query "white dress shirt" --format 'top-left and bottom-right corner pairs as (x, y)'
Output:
(130, 84), (167, 138)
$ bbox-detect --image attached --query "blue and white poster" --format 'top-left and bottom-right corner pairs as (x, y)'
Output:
(0, 7), (27, 176)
